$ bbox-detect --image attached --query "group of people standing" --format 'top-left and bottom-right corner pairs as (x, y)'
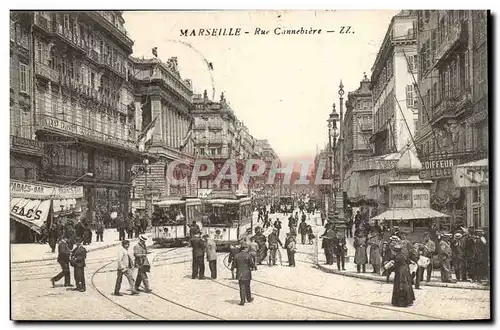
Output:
(115, 211), (148, 241)
(50, 235), (87, 292)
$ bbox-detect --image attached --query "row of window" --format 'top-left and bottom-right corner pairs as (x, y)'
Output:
(373, 90), (395, 131)
(372, 57), (394, 103)
(198, 147), (223, 156)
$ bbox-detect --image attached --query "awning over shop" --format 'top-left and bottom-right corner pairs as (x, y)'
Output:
(10, 198), (51, 233)
(371, 208), (450, 221)
(453, 158), (488, 187)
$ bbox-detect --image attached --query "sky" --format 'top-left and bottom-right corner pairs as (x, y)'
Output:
(123, 10), (400, 164)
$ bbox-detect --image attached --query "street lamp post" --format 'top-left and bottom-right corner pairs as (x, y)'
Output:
(336, 80), (346, 231)
(142, 158), (152, 226)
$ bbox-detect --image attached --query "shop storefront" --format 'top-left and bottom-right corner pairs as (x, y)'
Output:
(453, 158), (489, 229)
(10, 180), (84, 243)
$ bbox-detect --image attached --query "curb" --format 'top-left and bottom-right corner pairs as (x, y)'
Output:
(317, 264), (490, 291)
(11, 238), (140, 264)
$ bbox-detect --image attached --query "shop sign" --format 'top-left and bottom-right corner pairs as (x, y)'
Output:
(10, 180), (84, 199)
(10, 135), (44, 155)
(412, 189), (430, 208)
(390, 186), (412, 208)
(420, 158), (459, 179)
(38, 114), (136, 151)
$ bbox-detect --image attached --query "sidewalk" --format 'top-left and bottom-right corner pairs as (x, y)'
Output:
(10, 229), (147, 264)
(300, 218), (489, 291)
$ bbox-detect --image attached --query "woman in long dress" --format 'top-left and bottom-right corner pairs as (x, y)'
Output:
(391, 244), (415, 307)
(253, 227), (268, 265)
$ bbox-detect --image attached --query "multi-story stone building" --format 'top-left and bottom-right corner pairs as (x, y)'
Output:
(191, 92), (237, 159)
(30, 11), (144, 218)
(342, 74), (377, 208)
(370, 10), (419, 156)
(129, 56), (196, 210)
(415, 10), (488, 229)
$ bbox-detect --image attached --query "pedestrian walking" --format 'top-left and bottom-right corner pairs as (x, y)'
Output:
(390, 244), (415, 307)
(83, 222), (92, 245)
(368, 232), (382, 274)
(95, 220), (104, 242)
(354, 233), (368, 273)
(205, 234), (217, 279)
(333, 233), (347, 271)
(298, 219), (308, 244)
(249, 237), (258, 270)
(439, 233), (455, 283)
(51, 237), (73, 288)
(421, 232), (435, 282)
(126, 213), (134, 239)
(253, 227), (267, 265)
(134, 235), (152, 292)
(273, 219), (282, 237)
(70, 237), (87, 292)
(114, 240), (139, 296)
(190, 232), (206, 279)
(234, 243), (255, 306)
(321, 223), (335, 265)
(345, 216), (353, 238)
(307, 225), (315, 244)
(267, 228), (284, 266)
(451, 232), (466, 281)
(285, 233), (297, 267)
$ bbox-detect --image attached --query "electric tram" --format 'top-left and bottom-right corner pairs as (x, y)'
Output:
(201, 195), (253, 251)
(152, 197), (203, 246)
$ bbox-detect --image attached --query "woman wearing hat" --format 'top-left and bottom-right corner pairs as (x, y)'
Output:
(253, 227), (267, 265)
(390, 243), (415, 307)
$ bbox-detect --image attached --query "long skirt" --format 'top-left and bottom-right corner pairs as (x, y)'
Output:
(391, 264), (415, 307)
(256, 244), (268, 264)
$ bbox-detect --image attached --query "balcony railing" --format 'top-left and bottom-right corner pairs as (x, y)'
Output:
(53, 24), (87, 54)
(431, 92), (459, 125)
(435, 21), (468, 67)
(34, 13), (52, 33)
(35, 64), (60, 82)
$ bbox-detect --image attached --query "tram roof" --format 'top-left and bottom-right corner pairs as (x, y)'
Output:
(154, 200), (186, 207)
(204, 197), (252, 204)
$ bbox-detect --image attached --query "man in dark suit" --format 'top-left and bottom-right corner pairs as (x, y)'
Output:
(71, 237), (87, 292)
(234, 243), (255, 306)
(51, 236), (73, 287)
(190, 232), (206, 279)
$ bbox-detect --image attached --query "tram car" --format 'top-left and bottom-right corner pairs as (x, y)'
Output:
(201, 196), (253, 251)
(152, 198), (203, 247)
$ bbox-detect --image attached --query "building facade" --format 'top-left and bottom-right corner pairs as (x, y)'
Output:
(29, 11), (144, 219)
(415, 10), (488, 229)
(342, 74), (377, 207)
(370, 10), (419, 156)
(129, 56), (196, 209)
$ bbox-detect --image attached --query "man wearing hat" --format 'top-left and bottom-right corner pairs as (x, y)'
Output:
(451, 232), (466, 281)
(267, 228), (284, 266)
(134, 235), (152, 292)
(474, 228), (489, 282)
(70, 236), (87, 292)
(439, 233), (455, 283)
(190, 232), (206, 280)
(420, 232), (436, 282)
(234, 243), (255, 306)
(285, 233), (297, 267)
(114, 240), (139, 296)
(204, 233), (218, 279)
(51, 236), (73, 288)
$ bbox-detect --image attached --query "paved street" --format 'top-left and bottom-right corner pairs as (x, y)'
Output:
(11, 211), (490, 320)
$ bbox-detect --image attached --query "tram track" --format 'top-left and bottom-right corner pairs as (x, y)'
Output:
(90, 247), (224, 320)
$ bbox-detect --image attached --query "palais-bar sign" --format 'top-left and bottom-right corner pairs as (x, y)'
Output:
(37, 114), (136, 150)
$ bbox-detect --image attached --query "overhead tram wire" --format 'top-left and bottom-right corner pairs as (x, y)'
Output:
(393, 94), (419, 153)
